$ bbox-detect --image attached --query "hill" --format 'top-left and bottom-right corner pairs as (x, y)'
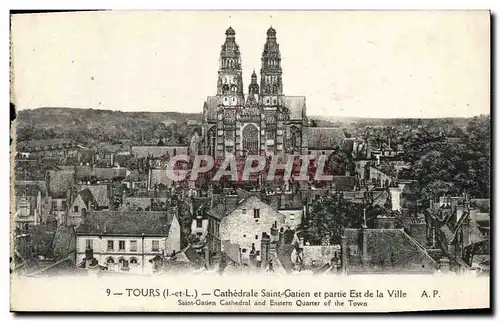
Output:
(14, 107), (203, 145)
(14, 107), (483, 146)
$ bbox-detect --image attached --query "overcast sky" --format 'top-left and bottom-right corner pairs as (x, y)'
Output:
(11, 11), (489, 118)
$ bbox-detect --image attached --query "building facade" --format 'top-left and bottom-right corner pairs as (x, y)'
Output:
(202, 27), (309, 158)
(75, 210), (181, 274)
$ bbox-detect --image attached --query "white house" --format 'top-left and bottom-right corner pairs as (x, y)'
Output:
(219, 195), (286, 260)
(75, 210), (181, 274)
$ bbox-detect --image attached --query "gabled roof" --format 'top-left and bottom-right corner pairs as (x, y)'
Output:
(306, 127), (346, 150)
(79, 188), (97, 209)
(85, 185), (109, 208)
(207, 195), (242, 220)
(75, 210), (176, 237)
(175, 245), (206, 269)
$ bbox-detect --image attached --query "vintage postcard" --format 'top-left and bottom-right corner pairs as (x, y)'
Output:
(9, 10), (490, 312)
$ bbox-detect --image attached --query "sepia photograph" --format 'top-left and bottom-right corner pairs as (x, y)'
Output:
(9, 10), (491, 312)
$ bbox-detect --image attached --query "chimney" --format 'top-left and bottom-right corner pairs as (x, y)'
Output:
(361, 226), (369, 265)
(147, 168), (152, 190)
(204, 246), (211, 269)
(82, 208), (89, 225)
(260, 232), (271, 269)
(340, 235), (347, 275)
(278, 228), (284, 250)
(85, 247), (93, 268)
(439, 257), (450, 273)
(389, 187), (402, 212)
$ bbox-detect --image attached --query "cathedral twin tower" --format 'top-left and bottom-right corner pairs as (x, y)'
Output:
(203, 26), (307, 158)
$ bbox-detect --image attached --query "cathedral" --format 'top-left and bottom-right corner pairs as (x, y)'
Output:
(202, 26), (309, 159)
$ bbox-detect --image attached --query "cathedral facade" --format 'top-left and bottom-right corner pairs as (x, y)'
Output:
(202, 27), (309, 159)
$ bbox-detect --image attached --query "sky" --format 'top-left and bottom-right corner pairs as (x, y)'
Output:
(10, 10), (490, 118)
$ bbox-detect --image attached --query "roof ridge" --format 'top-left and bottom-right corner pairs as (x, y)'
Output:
(401, 229), (437, 265)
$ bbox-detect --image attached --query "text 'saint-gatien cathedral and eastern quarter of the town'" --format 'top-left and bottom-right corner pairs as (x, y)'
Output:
(202, 26), (309, 158)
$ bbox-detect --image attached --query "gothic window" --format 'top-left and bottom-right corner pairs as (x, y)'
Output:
(242, 124), (259, 152)
(290, 126), (301, 149)
(207, 127), (217, 155)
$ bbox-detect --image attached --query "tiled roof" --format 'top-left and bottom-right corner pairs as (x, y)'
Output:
(276, 244), (295, 273)
(85, 185), (109, 208)
(47, 170), (75, 198)
(52, 227), (76, 259)
(372, 190), (389, 207)
(75, 210), (176, 237)
(131, 146), (188, 159)
(331, 176), (355, 191)
(76, 166), (127, 182)
(301, 245), (341, 269)
(17, 138), (76, 152)
(124, 197), (170, 210)
(15, 181), (47, 197)
(79, 188), (97, 209)
(306, 127), (346, 149)
(344, 228), (437, 272)
(177, 245), (206, 269)
(207, 195), (241, 220)
(284, 96), (306, 120)
(93, 167), (128, 181)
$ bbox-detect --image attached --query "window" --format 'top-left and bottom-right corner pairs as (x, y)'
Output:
(152, 240), (160, 252)
(253, 209), (260, 219)
(107, 240), (114, 251)
(241, 248), (247, 253)
(196, 219), (203, 228)
(255, 235), (259, 240)
(130, 241), (137, 252)
(85, 239), (93, 250)
(119, 240), (125, 251)
(130, 258), (138, 265)
(51, 201), (58, 210)
(242, 209), (246, 214)
(106, 257), (114, 264)
(74, 206), (79, 212)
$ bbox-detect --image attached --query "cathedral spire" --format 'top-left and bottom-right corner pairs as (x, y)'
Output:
(248, 69), (259, 95)
(260, 26), (282, 100)
(217, 27), (244, 97)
